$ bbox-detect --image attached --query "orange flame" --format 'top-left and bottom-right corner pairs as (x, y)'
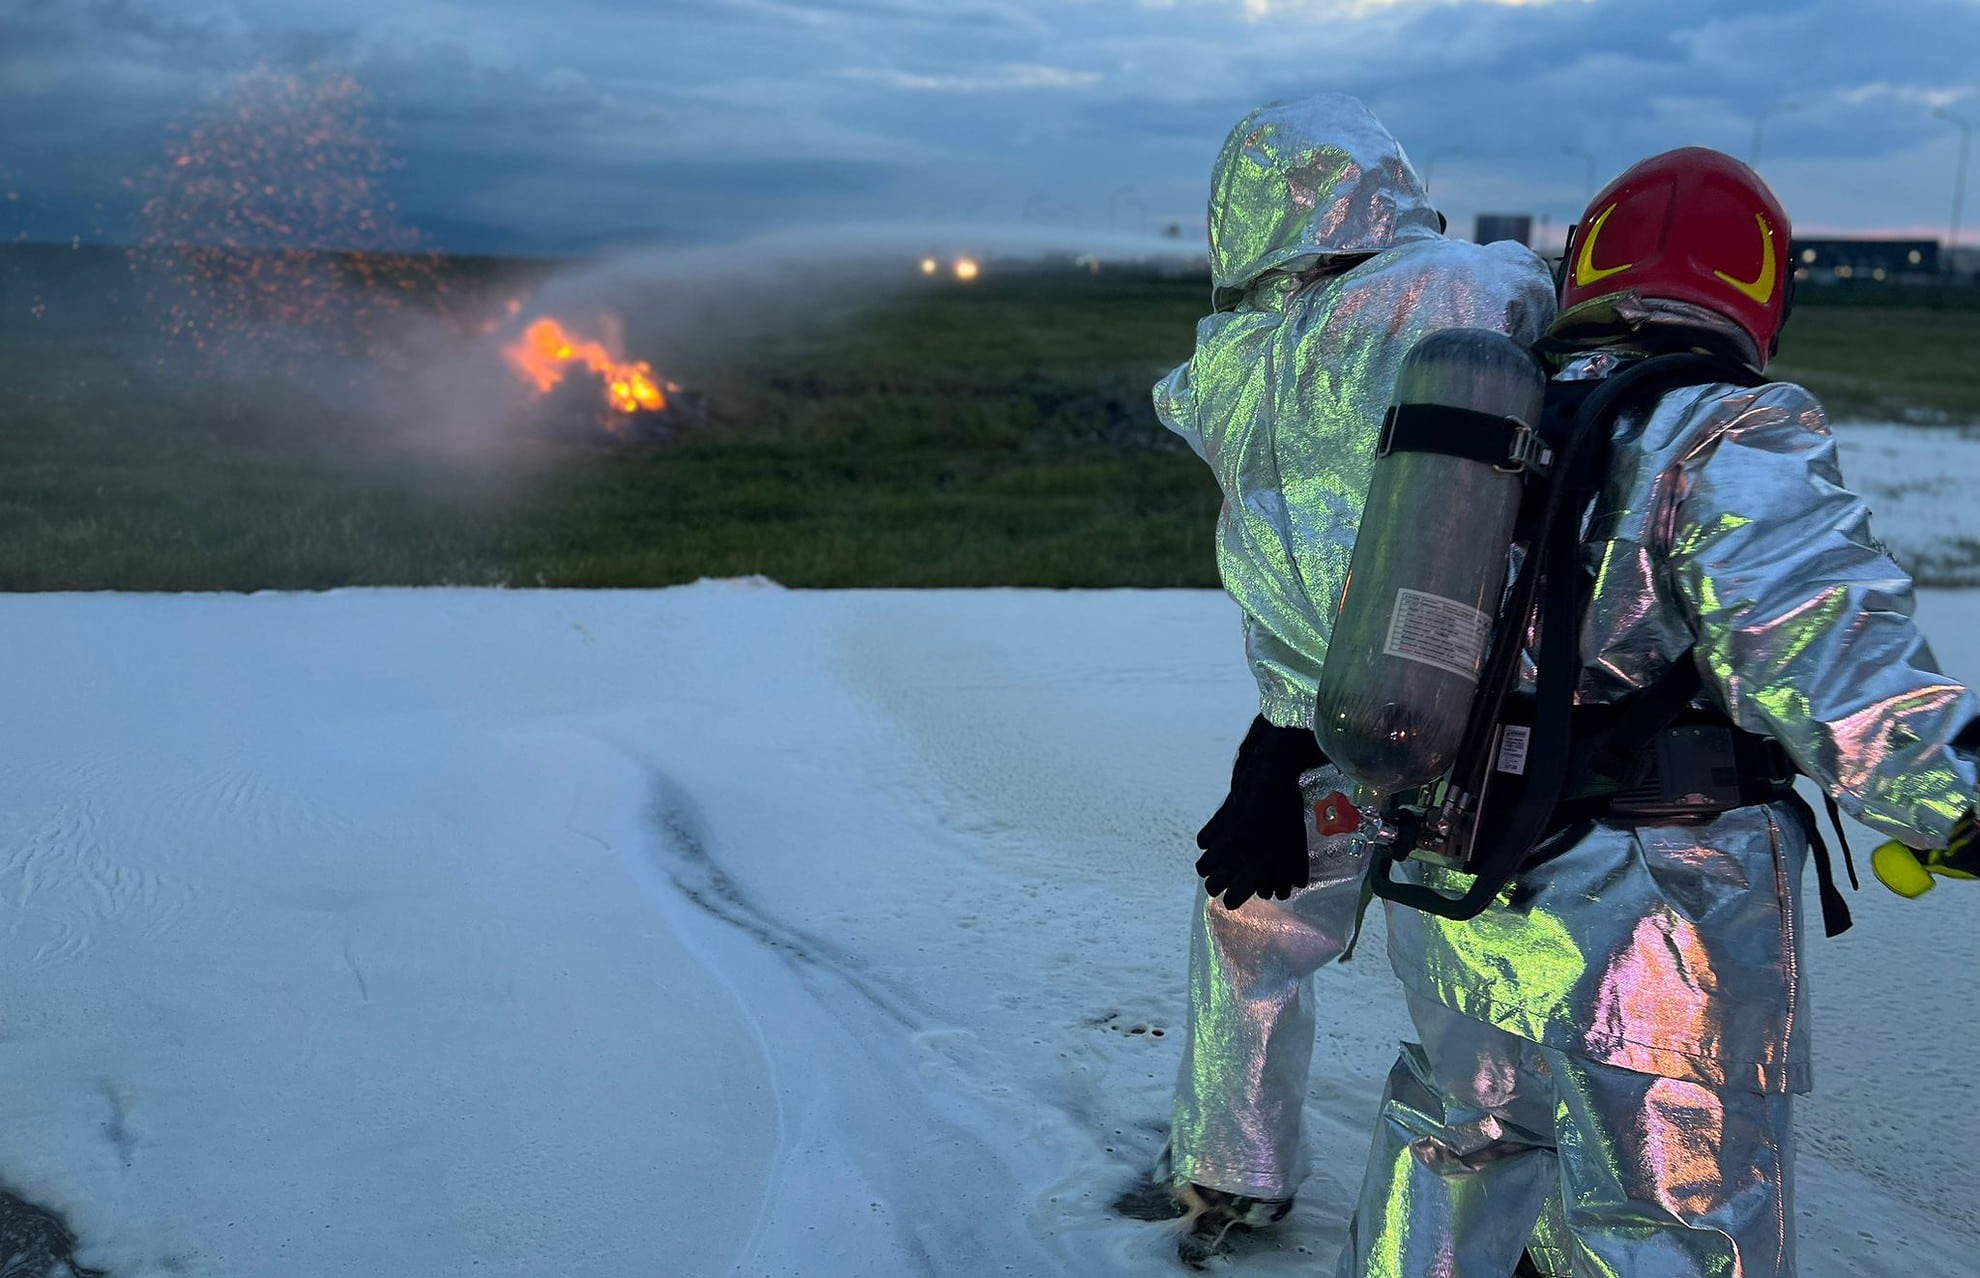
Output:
(503, 316), (673, 415)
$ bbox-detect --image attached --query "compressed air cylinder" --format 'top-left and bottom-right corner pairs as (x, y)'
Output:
(1314, 328), (1547, 795)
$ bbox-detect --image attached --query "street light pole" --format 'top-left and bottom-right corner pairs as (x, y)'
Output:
(1751, 100), (1800, 168)
(1935, 108), (1971, 275)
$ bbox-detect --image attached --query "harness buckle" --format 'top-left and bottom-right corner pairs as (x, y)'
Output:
(1499, 423), (1553, 475)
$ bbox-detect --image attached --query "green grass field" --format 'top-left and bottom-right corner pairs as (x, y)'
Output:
(1770, 304), (1980, 422)
(2, 245), (1976, 591)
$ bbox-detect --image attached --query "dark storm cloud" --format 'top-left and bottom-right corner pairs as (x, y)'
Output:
(3, 0), (1976, 252)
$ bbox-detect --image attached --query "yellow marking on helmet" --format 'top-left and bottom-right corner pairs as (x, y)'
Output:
(1714, 213), (1778, 305)
(1573, 202), (1635, 287)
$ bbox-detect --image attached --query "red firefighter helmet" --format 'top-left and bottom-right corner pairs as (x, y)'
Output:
(1558, 147), (1793, 361)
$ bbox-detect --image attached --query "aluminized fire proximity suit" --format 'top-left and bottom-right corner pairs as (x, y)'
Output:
(1151, 93), (1554, 1199)
(1337, 347), (1980, 1277)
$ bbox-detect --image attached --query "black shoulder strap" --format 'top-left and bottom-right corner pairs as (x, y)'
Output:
(1582, 655), (1704, 785)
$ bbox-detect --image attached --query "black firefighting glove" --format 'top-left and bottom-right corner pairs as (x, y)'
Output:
(1195, 716), (1327, 910)
(1873, 809), (1980, 898)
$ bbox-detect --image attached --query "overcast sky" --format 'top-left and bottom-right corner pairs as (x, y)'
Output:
(3, 0), (1977, 254)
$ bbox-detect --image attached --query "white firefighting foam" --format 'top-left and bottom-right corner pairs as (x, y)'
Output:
(0, 585), (1975, 1276)
(1831, 420), (1980, 585)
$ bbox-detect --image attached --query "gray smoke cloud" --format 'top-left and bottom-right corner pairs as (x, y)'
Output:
(58, 222), (1202, 488)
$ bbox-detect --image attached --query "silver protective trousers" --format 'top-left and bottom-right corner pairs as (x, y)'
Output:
(1170, 766), (1372, 1199)
(1339, 992), (1795, 1278)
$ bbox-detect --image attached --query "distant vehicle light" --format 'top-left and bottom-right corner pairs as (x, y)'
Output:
(920, 258), (939, 275)
(953, 257), (981, 282)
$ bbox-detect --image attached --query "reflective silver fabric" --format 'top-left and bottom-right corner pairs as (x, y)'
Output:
(1388, 360), (1980, 1095)
(1171, 765), (1372, 1196)
(1155, 95), (1555, 727)
(1337, 994), (1796, 1278)
(1204, 94), (1444, 292)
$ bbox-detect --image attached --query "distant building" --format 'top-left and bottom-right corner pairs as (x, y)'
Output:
(1791, 238), (1939, 283)
(1474, 214), (1533, 247)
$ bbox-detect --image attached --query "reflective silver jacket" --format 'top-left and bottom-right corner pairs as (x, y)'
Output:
(1154, 94), (1555, 726)
(1389, 352), (1980, 1093)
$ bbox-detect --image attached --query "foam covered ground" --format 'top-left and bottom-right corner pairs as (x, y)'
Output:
(1832, 420), (1980, 585)
(3, 581), (1978, 1276)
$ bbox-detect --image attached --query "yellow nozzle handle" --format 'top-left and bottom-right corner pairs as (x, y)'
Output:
(1874, 840), (1941, 898)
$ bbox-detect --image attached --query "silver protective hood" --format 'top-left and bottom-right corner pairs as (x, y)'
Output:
(1207, 93), (1442, 293)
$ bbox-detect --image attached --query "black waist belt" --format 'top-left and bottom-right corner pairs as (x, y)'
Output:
(1529, 711), (1858, 938)
(1557, 719), (1796, 823)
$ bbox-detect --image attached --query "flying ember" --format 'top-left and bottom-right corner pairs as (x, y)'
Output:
(503, 317), (676, 417)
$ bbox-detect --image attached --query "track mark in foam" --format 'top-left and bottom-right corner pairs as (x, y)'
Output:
(642, 766), (922, 1030)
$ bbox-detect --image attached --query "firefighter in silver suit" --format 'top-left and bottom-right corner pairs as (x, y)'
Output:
(1338, 148), (1980, 1277)
(1134, 92), (1554, 1246)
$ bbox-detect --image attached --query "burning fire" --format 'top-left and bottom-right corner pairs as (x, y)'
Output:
(503, 316), (678, 418)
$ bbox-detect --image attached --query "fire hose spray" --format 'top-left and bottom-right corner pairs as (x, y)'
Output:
(1312, 328), (1550, 858)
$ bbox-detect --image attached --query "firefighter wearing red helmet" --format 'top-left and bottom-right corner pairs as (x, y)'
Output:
(1334, 147), (1980, 1277)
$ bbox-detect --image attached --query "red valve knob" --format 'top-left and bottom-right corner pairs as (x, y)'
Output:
(1314, 792), (1361, 838)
